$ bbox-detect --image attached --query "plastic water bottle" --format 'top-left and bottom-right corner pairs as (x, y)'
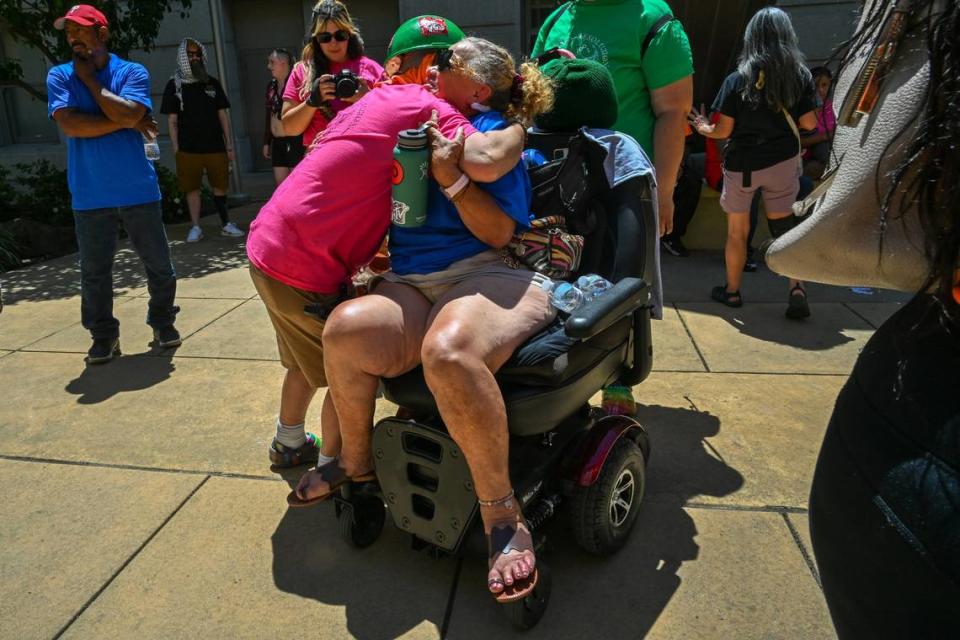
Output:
(576, 274), (613, 302)
(539, 278), (585, 313)
(143, 134), (160, 162)
(523, 148), (547, 168)
(391, 128), (429, 228)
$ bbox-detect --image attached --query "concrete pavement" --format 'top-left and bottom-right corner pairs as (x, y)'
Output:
(0, 202), (908, 639)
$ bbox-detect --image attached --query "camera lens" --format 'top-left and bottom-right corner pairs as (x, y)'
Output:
(334, 71), (359, 99)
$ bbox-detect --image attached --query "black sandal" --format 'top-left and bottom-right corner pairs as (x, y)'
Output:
(785, 284), (810, 320)
(480, 491), (539, 604)
(711, 285), (743, 308)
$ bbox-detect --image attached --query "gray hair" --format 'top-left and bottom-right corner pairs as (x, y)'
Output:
(737, 7), (811, 110)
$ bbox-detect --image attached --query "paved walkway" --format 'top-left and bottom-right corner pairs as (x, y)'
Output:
(0, 202), (907, 639)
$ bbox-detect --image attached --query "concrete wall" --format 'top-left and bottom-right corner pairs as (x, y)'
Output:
(398, 1), (523, 59)
(777, 0), (861, 65)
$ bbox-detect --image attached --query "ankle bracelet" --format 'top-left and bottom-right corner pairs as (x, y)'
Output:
(478, 489), (515, 508)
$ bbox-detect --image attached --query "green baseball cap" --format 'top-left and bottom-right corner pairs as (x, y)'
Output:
(387, 15), (465, 59)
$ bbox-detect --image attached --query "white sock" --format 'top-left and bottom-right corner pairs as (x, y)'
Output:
(316, 452), (336, 466)
(275, 419), (306, 449)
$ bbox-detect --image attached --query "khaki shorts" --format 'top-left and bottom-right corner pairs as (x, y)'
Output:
(720, 155), (801, 214)
(175, 151), (229, 193)
(375, 250), (539, 304)
(249, 264), (340, 388)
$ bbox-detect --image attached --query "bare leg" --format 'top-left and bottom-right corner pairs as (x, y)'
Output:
(421, 276), (554, 594)
(294, 283), (431, 500)
(724, 211), (750, 295)
(273, 167), (291, 185)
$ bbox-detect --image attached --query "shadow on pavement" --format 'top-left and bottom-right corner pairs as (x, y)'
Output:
(64, 352), (177, 404)
(720, 311), (856, 350)
(1, 235), (249, 305)
(271, 503), (452, 639)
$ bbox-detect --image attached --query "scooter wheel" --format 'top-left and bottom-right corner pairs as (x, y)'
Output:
(337, 494), (386, 549)
(569, 438), (646, 555)
(503, 562), (552, 631)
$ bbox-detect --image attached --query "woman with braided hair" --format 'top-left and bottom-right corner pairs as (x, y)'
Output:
(280, 1), (383, 149)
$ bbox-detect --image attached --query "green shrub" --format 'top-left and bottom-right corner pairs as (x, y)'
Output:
(0, 225), (19, 272)
(10, 159), (73, 226)
(156, 164), (189, 224)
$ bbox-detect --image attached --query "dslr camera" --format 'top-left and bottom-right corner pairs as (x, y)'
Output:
(332, 69), (361, 99)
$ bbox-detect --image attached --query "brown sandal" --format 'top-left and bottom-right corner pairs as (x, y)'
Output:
(286, 459), (376, 508)
(481, 491), (539, 603)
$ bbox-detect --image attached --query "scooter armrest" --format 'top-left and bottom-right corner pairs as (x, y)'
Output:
(564, 277), (650, 340)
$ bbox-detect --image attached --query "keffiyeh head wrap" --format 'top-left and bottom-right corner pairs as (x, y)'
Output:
(172, 38), (210, 110)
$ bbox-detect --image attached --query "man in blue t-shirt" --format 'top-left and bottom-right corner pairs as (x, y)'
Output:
(46, 4), (180, 364)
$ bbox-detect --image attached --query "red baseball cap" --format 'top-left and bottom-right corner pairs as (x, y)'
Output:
(54, 5), (109, 30)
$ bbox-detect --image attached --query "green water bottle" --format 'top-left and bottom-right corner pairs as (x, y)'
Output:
(391, 128), (429, 228)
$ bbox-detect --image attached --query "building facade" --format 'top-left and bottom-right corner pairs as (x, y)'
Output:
(0, 0), (860, 175)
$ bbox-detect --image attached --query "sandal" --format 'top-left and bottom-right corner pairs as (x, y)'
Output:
(711, 285), (743, 308)
(785, 284), (811, 320)
(481, 491), (539, 604)
(286, 459), (376, 508)
(269, 432), (321, 468)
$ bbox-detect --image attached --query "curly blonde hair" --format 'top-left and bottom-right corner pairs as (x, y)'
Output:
(457, 37), (554, 125)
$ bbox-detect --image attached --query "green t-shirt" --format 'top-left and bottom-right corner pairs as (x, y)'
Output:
(531, 0), (694, 159)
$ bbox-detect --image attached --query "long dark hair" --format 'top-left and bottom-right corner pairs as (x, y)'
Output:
(298, 0), (365, 99)
(834, 1), (959, 304)
(737, 7), (811, 111)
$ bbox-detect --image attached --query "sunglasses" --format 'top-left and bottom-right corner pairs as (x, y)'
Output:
(317, 30), (349, 44)
(436, 48), (455, 72)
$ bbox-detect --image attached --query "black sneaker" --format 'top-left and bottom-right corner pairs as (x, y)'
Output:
(85, 337), (120, 365)
(153, 325), (182, 348)
(785, 285), (811, 320)
(661, 237), (690, 257)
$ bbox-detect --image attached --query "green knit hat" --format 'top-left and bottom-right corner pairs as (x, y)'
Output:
(535, 58), (619, 131)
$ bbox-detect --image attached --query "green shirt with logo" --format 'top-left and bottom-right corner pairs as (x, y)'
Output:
(531, 0), (693, 160)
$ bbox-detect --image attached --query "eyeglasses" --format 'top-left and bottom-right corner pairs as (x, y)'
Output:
(435, 48), (455, 72)
(317, 30), (349, 44)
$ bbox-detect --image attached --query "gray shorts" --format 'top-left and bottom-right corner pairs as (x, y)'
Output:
(720, 155), (801, 214)
(374, 250), (538, 304)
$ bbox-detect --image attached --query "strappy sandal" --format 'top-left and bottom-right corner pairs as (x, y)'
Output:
(480, 490), (539, 604)
(711, 285), (743, 308)
(269, 432), (321, 468)
(286, 459), (376, 508)
(785, 284), (811, 320)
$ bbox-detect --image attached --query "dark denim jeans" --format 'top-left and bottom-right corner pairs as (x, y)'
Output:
(73, 200), (177, 339)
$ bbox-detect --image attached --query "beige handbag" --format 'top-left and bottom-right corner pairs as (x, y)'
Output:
(764, 0), (931, 292)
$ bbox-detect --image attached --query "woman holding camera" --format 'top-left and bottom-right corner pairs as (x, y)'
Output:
(281, 1), (383, 148)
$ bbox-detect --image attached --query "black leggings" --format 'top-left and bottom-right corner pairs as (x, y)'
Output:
(809, 421), (960, 638)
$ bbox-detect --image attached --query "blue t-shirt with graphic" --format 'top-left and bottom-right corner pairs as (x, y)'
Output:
(389, 111), (533, 275)
(47, 54), (161, 211)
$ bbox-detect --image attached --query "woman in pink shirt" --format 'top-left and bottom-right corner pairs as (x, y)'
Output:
(802, 66), (835, 178)
(280, 1), (384, 148)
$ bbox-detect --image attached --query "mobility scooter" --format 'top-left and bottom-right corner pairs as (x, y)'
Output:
(333, 127), (659, 630)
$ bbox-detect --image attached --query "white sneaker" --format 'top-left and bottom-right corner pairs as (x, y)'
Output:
(221, 222), (245, 237)
(186, 225), (203, 243)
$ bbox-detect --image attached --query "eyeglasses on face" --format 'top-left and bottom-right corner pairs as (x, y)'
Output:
(435, 48), (455, 72)
(317, 30), (349, 44)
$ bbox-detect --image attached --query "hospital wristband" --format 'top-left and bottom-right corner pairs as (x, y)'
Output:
(443, 173), (470, 201)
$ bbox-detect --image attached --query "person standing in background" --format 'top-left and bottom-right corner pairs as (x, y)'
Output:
(281, 1), (384, 149)
(46, 4), (180, 364)
(262, 48), (303, 185)
(531, 0), (694, 239)
(161, 37), (244, 243)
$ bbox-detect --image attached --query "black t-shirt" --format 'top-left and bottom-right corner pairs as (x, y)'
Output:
(711, 71), (816, 172)
(160, 77), (231, 153)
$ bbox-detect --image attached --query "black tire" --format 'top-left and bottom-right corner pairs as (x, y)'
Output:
(568, 438), (646, 555)
(503, 562), (552, 631)
(337, 494), (386, 549)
